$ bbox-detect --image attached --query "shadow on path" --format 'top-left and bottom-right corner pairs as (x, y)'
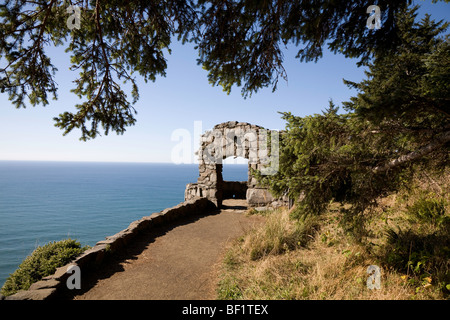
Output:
(66, 200), (263, 300)
(65, 209), (220, 300)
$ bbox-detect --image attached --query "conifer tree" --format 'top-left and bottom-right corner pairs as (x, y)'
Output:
(257, 7), (449, 222)
(1, 0), (447, 139)
(343, 7), (450, 173)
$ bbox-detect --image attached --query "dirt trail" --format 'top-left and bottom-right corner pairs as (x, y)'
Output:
(72, 199), (263, 300)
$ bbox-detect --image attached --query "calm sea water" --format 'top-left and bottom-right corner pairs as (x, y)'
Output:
(0, 161), (248, 287)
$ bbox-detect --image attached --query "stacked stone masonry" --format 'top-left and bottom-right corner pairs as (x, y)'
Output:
(184, 121), (288, 208)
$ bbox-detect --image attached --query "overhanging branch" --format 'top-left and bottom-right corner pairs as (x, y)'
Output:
(372, 130), (450, 174)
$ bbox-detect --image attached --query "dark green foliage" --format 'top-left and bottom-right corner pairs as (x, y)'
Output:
(256, 7), (449, 227)
(382, 225), (450, 286)
(194, 0), (413, 97)
(0, 0), (196, 140)
(381, 195), (450, 295)
(256, 104), (407, 219)
(2, 1), (448, 139)
(1, 239), (89, 297)
(343, 7), (449, 137)
(407, 196), (448, 227)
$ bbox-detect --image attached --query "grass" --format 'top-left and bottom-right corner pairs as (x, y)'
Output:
(242, 207), (320, 261)
(216, 169), (450, 300)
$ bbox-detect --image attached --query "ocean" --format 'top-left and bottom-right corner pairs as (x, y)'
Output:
(0, 161), (248, 288)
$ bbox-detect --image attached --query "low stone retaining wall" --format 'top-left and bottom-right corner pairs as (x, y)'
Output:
(3, 197), (216, 300)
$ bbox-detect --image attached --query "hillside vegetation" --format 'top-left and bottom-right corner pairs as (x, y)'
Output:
(1, 239), (89, 297)
(217, 6), (449, 300)
(217, 169), (449, 300)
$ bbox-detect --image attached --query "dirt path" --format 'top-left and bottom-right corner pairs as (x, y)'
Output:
(72, 200), (263, 300)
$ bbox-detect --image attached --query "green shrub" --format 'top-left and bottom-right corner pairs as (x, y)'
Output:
(407, 196), (447, 226)
(381, 226), (450, 297)
(1, 239), (89, 296)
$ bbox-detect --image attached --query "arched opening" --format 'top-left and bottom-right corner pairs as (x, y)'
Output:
(220, 157), (248, 200)
(185, 121), (284, 209)
(222, 157), (248, 182)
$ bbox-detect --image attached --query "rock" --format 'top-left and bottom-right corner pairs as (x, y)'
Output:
(5, 288), (56, 300)
(29, 279), (59, 290)
(246, 188), (274, 207)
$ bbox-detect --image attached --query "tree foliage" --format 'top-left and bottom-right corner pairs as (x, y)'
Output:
(1, 0), (447, 139)
(0, 0), (198, 140)
(343, 8), (449, 173)
(256, 7), (449, 223)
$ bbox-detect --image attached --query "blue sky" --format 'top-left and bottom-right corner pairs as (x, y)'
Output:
(0, 1), (448, 163)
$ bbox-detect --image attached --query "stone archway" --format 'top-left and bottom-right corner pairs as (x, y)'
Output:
(184, 121), (286, 208)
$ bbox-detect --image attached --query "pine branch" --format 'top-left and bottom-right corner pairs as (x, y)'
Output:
(372, 130), (450, 174)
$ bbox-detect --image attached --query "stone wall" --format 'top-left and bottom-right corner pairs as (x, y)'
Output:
(185, 121), (288, 208)
(2, 197), (216, 300)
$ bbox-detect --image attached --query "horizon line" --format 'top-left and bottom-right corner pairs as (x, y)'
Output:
(0, 159), (250, 165)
